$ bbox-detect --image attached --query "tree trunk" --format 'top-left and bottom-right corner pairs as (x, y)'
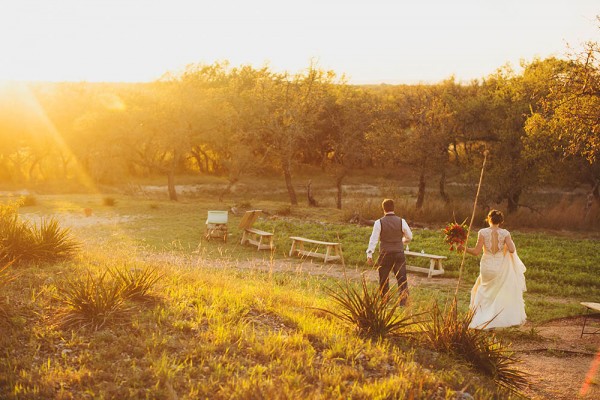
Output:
(283, 163), (297, 205)
(439, 170), (450, 204)
(307, 180), (318, 207)
(336, 177), (343, 210)
(506, 189), (521, 214)
(167, 170), (178, 201)
(416, 169), (426, 209)
(593, 179), (600, 203)
(452, 141), (461, 166)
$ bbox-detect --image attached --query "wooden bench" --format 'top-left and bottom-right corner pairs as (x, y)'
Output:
(580, 302), (600, 338)
(289, 236), (344, 265)
(239, 210), (274, 251)
(404, 250), (446, 278)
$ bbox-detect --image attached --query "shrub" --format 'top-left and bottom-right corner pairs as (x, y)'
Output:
(318, 275), (419, 340)
(420, 297), (528, 394)
(276, 205), (292, 216)
(57, 271), (130, 330)
(34, 217), (81, 261)
(110, 265), (163, 302)
(0, 201), (79, 263)
(103, 197), (117, 206)
(21, 195), (37, 207)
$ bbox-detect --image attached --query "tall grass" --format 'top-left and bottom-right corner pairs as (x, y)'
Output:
(342, 194), (599, 231)
(0, 259), (15, 321)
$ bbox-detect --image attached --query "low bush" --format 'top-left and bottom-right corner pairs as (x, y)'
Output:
(103, 197), (117, 206)
(0, 201), (79, 263)
(21, 195), (37, 207)
(318, 275), (419, 340)
(57, 271), (130, 330)
(420, 297), (528, 394)
(110, 265), (163, 302)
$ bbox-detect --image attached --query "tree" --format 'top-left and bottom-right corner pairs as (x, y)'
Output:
(317, 83), (374, 209)
(525, 32), (600, 201)
(252, 65), (333, 205)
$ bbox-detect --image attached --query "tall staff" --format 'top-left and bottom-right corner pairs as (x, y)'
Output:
(454, 149), (489, 297)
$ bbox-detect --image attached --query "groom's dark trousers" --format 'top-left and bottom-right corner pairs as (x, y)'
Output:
(377, 251), (408, 300)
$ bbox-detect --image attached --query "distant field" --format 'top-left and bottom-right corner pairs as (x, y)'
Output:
(10, 188), (600, 303)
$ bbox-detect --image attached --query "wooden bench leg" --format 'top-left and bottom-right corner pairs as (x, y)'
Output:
(257, 235), (264, 251)
(240, 230), (248, 245)
(324, 245), (332, 263)
(582, 309), (589, 338)
(289, 240), (297, 257)
(336, 245), (345, 267)
(428, 259), (435, 278)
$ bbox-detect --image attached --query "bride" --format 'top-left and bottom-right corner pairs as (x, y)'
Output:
(465, 210), (527, 329)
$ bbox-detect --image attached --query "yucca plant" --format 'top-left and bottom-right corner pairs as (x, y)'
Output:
(33, 217), (80, 262)
(318, 275), (419, 340)
(57, 271), (130, 330)
(0, 214), (36, 262)
(0, 201), (79, 263)
(421, 297), (529, 394)
(110, 265), (163, 302)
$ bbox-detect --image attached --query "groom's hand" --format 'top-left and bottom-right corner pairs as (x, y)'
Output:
(366, 257), (373, 266)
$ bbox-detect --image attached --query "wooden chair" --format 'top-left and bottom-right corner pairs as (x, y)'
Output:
(239, 210), (274, 250)
(205, 211), (228, 242)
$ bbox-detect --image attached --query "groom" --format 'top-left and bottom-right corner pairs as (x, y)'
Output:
(366, 199), (413, 303)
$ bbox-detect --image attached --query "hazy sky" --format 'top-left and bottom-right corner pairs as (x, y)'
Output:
(0, 0), (598, 84)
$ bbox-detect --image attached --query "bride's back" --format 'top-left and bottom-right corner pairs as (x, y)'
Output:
(479, 227), (510, 254)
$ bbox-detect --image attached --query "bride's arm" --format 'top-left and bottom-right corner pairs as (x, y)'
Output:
(465, 232), (484, 256)
(505, 232), (516, 253)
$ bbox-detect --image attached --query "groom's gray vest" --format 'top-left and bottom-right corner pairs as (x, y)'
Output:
(379, 214), (404, 253)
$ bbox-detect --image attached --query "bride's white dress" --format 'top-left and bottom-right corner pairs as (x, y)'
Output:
(469, 228), (527, 329)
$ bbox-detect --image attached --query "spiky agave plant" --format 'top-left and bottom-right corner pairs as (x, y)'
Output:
(34, 217), (80, 262)
(57, 271), (130, 330)
(0, 200), (79, 263)
(318, 275), (419, 340)
(421, 297), (529, 394)
(110, 265), (163, 302)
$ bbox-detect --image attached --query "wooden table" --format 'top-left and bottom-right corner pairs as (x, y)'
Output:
(289, 236), (344, 265)
(404, 250), (446, 278)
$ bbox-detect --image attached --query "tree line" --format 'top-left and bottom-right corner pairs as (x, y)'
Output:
(0, 36), (598, 213)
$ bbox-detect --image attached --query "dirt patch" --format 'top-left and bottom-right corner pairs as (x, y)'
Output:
(20, 211), (146, 228)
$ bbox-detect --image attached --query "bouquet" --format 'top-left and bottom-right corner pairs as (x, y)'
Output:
(443, 220), (468, 251)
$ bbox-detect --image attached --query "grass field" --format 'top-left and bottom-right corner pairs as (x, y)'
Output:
(1, 182), (599, 399)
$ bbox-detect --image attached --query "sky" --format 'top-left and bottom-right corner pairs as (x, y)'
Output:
(0, 0), (598, 84)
